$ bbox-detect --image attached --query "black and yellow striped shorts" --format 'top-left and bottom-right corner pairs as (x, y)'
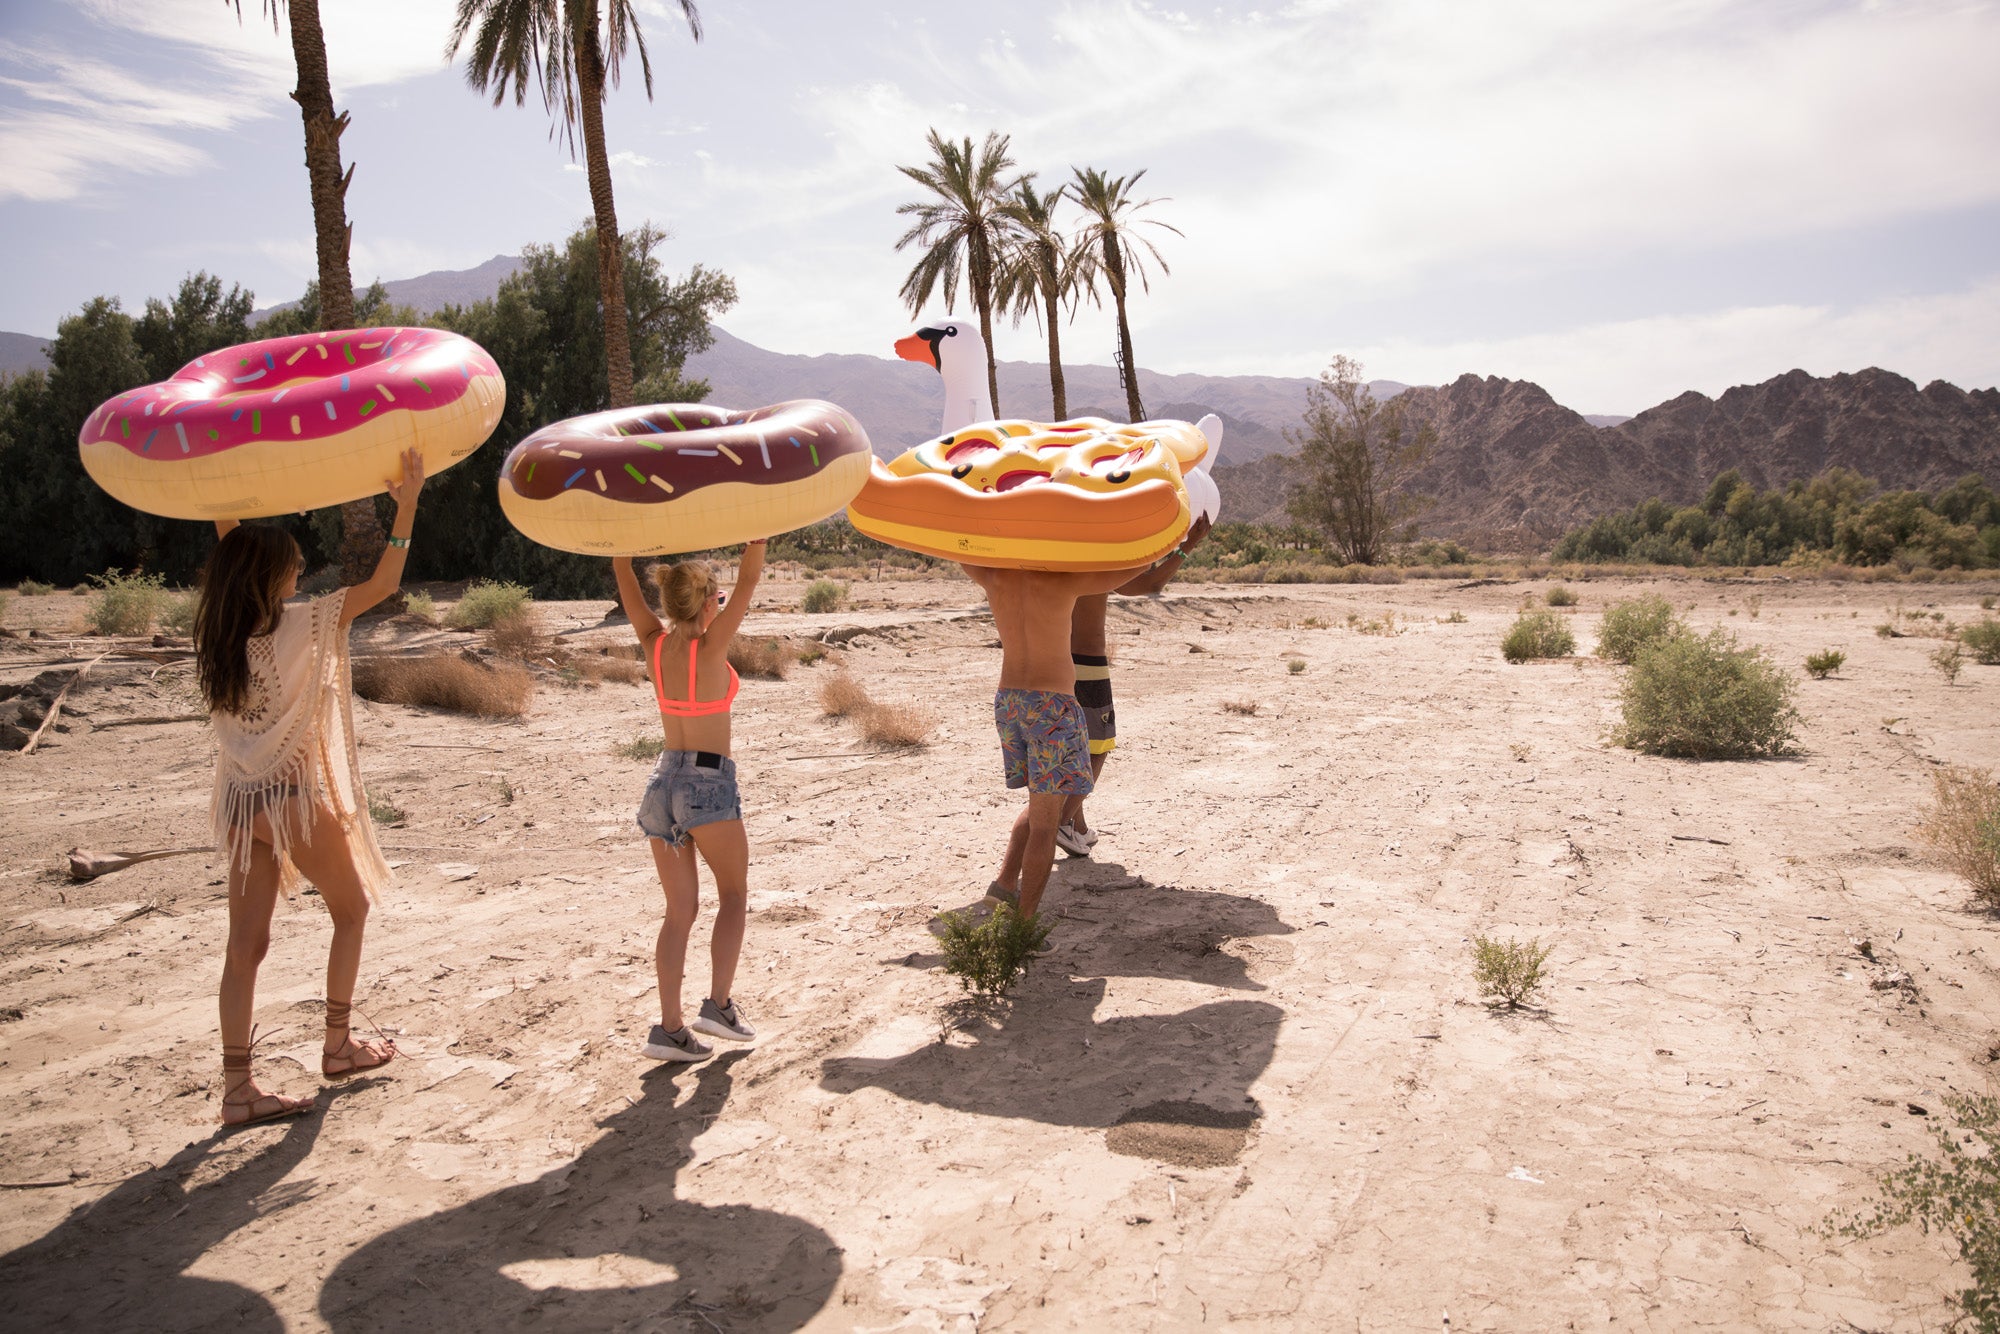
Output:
(1072, 653), (1115, 755)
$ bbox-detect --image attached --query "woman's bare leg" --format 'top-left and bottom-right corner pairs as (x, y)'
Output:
(650, 836), (701, 1030)
(219, 823), (309, 1121)
(689, 818), (749, 1006)
(286, 805), (389, 1069)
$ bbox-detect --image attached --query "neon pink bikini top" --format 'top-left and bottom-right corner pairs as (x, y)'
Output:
(652, 633), (739, 718)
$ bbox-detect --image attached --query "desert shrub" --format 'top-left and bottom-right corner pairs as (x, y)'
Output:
(1982, 596), (1997, 611)
(16, 580), (52, 597)
(1471, 935), (1551, 1009)
(728, 636), (790, 680)
(572, 653), (644, 685)
(447, 580), (533, 629)
(0, 590), (9, 623)
(797, 643), (827, 666)
(1616, 628), (1799, 758)
(1917, 765), (2000, 904)
(1962, 620), (2000, 665)
(1287, 658), (1307, 674)
(614, 734), (665, 761)
(801, 579), (847, 614)
(403, 591), (437, 623)
(1804, 649), (1847, 679)
(820, 672), (870, 718)
(1222, 700), (1260, 716)
(1545, 585), (1579, 607)
(858, 702), (934, 747)
(482, 610), (547, 660)
(1441, 609), (1467, 624)
(1822, 1092), (2000, 1332)
(351, 654), (532, 718)
(936, 904), (1051, 995)
(159, 592), (197, 636)
(85, 569), (167, 636)
(367, 795), (406, 826)
(1933, 642), (1966, 684)
(1501, 609), (1576, 662)
(1596, 594), (1682, 664)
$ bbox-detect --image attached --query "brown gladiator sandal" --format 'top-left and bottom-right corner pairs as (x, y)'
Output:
(220, 1028), (314, 1127)
(321, 999), (397, 1079)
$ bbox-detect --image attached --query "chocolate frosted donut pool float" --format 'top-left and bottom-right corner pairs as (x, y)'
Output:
(847, 416), (1210, 571)
(78, 327), (505, 519)
(498, 399), (874, 555)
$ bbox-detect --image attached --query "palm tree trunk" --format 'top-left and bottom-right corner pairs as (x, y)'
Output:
(969, 238), (1000, 419)
(285, 0), (382, 585)
(1105, 243), (1143, 421)
(577, 24), (635, 409)
(1042, 283), (1067, 419)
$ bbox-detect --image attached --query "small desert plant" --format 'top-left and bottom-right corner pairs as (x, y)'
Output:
(1596, 594), (1682, 664)
(482, 610), (547, 660)
(16, 579), (51, 597)
(1804, 649), (1847, 679)
(571, 653), (644, 685)
(447, 580), (533, 629)
(1821, 1092), (2000, 1332)
(1501, 610), (1576, 662)
(351, 654), (532, 719)
(1356, 610), (1399, 636)
(728, 636), (790, 680)
(1287, 658), (1307, 674)
(1545, 585), (1578, 607)
(858, 702), (934, 747)
(1917, 765), (2000, 904)
(1441, 609), (1467, 624)
(1471, 935), (1552, 1009)
(403, 591), (437, 623)
(801, 579), (847, 614)
(1933, 642), (1966, 685)
(614, 734), (665, 761)
(367, 795), (406, 826)
(797, 643), (827, 666)
(1962, 620), (2000, 666)
(1222, 700), (1260, 716)
(821, 672), (870, 718)
(85, 569), (167, 636)
(1982, 596), (1997, 612)
(159, 592), (197, 637)
(936, 904), (1051, 995)
(1616, 628), (1799, 759)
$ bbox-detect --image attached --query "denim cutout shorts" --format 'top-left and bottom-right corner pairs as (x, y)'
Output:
(636, 750), (742, 847)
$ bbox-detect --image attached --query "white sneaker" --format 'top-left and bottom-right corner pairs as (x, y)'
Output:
(1055, 823), (1092, 857)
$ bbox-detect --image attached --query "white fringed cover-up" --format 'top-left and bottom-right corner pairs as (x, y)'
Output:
(209, 588), (391, 900)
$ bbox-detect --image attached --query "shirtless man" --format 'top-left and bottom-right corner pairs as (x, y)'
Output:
(960, 564), (1149, 922)
(1059, 514), (1214, 856)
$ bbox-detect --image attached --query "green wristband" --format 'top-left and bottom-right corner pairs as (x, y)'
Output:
(387, 536), (410, 549)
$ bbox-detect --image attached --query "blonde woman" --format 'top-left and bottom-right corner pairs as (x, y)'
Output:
(197, 449), (423, 1126)
(612, 541), (765, 1062)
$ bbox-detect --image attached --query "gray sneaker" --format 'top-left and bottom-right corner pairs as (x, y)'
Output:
(641, 1023), (711, 1063)
(984, 882), (1020, 911)
(692, 997), (755, 1042)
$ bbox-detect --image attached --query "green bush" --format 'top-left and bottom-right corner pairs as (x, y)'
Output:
(1545, 585), (1579, 607)
(447, 580), (533, 629)
(614, 734), (665, 761)
(85, 569), (167, 636)
(1287, 658), (1307, 674)
(160, 591), (197, 636)
(1617, 628), (1800, 758)
(404, 591), (437, 623)
(16, 580), (52, 597)
(1933, 642), (1966, 685)
(1918, 765), (2000, 905)
(1596, 594), (1682, 664)
(1501, 610), (1576, 662)
(1962, 619), (2000, 665)
(801, 579), (847, 615)
(1822, 1092), (2000, 1332)
(1471, 935), (1552, 1009)
(1803, 649), (1846, 679)
(936, 904), (1051, 996)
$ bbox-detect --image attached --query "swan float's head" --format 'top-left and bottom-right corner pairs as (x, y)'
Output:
(894, 317), (984, 373)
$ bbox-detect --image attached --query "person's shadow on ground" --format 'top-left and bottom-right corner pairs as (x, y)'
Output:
(831, 876), (1290, 1129)
(320, 1051), (840, 1333)
(0, 1081), (369, 1331)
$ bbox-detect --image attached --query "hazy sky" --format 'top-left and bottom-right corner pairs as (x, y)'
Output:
(2, 0), (1997, 413)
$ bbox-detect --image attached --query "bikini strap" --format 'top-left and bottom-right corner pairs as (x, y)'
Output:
(687, 635), (702, 705)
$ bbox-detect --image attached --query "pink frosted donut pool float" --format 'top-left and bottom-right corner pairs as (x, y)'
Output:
(78, 326), (505, 520)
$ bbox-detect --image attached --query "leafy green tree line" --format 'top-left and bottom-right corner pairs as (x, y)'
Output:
(0, 222), (734, 594)
(1552, 467), (2000, 570)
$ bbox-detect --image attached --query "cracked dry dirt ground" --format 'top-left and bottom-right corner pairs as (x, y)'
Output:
(1, 574), (1996, 1331)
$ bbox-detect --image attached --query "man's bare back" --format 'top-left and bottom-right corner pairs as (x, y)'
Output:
(962, 567), (1133, 692)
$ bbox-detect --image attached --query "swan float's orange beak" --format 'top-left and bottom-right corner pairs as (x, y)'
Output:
(895, 334), (937, 369)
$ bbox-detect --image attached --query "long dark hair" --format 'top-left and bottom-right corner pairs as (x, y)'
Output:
(194, 525), (300, 714)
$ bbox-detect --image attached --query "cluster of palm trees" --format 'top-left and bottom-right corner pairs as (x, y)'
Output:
(227, 0), (698, 579)
(895, 131), (1179, 424)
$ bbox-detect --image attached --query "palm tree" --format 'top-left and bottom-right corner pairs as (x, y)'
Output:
(895, 130), (1021, 418)
(994, 179), (1078, 419)
(448, 0), (701, 409)
(1069, 166), (1182, 422)
(227, 0), (380, 582)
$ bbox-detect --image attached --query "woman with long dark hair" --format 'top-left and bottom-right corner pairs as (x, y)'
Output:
(197, 448), (423, 1126)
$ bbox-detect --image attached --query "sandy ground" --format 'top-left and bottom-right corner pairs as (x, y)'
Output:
(1, 571), (1997, 1332)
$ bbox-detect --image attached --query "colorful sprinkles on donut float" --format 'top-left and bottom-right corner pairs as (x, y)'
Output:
(497, 399), (874, 556)
(847, 416), (1209, 571)
(78, 327), (505, 519)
